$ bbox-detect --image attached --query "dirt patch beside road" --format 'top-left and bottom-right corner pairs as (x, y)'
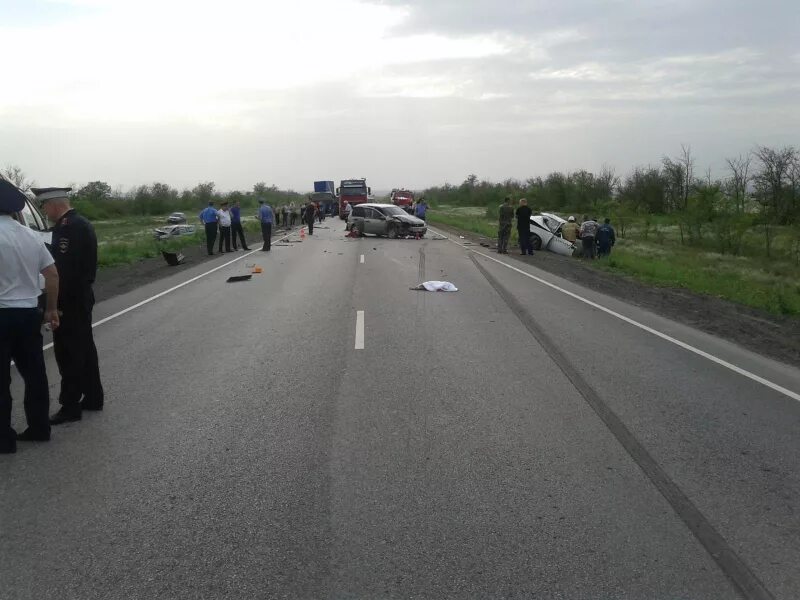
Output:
(93, 228), (292, 303)
(430, 223), (800, 368)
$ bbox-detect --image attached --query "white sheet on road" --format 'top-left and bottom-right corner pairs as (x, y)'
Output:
(414, 281), (458, 292)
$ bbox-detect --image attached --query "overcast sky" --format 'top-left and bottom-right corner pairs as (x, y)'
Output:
(1, 0), (798, 192)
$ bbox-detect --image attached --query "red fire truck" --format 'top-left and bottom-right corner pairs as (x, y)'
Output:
(390, 189), (415, 213)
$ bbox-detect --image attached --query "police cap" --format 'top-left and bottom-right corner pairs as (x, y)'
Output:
(31, 187), (72, 204)
(0, 179), (27, 213)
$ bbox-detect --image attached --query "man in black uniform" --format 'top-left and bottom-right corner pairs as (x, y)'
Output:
(33, 187), (105, 424)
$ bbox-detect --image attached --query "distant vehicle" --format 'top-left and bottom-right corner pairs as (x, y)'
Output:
(347, 203), (426, 238)
(529, 212), (577, 256)
(167, 212), (186, 224)
(312, 181), (336, 215)
(338, 178), (371, 219)
(390, 189), (415, 214)
(153, 224), (196, 241)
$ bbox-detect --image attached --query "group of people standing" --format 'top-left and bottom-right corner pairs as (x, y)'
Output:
(1, 182), (104, 454)
(497, 197), (535, 255)
(200, 198), (331, 256)
(561, 215), (616, 258)
(497, 197), (616, 259)
(198, 200), (250, 254)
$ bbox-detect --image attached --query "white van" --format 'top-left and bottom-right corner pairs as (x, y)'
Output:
(0, 175), (51, 245)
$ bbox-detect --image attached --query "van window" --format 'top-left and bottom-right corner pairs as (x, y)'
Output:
(19, 200), (47, 231)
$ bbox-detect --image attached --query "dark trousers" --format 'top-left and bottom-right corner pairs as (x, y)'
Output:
(290, 213), (297, 226)
(307, 219), (314, 235)
(498, 224), (511, 253)
(218, 225), (232, 252)
(518, 227), (532, 254)
(0, 308), (50, 442)
(261, 222), (272, 250)
(582, 236), (596, 259)
(53, 306), (103, 411)
(231, 222), (248, 250)
(598, 243), (612, 257)
(204, 223), (218, 255)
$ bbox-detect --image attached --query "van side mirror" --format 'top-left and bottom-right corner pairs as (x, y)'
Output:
(336, 188), (340, 195)
(368, 187), (372, 195)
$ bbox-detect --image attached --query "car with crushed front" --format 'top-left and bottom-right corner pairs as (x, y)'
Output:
(153, 223), (196, 241)
(347, 203), (426, 238)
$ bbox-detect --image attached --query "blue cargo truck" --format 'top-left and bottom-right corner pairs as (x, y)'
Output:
(312, 180), (337, 215)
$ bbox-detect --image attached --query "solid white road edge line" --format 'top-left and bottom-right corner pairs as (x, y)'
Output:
(29, 232), (296, 358)
(428, 227), (800, 403)
(360, 254), (365, 264)
(355, 311), (365, 350)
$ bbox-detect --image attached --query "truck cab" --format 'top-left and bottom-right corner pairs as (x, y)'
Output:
(337, 178), (371, 219)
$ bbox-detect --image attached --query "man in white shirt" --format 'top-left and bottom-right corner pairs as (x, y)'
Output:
(216, 201), (233, 253)
(0, 180), (60, 453)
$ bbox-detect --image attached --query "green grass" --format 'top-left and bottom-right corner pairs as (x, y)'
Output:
(93, 215), (266, 267)
(599, 242), (800, 316)
(428, 207), (800, 317)
(97, 232), (205, 267)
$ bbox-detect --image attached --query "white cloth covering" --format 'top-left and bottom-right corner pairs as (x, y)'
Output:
(417, 281), (458, 292)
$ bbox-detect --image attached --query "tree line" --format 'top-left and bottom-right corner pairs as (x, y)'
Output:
(422, 145), (800, 259)
(0, 168), (304, 222)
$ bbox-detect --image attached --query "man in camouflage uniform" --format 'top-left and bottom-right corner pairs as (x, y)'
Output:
(497, 196), (514, 254)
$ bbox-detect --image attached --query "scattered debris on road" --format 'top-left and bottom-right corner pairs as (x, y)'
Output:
(410, 281), (459, 292)
(226, 274), (252, 283)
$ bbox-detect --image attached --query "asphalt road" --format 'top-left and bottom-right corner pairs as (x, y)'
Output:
(2, 222), (799, 599)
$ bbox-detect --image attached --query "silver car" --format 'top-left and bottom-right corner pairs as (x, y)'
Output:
(347, 203), (426, 238)
(153, 224), (196, 241)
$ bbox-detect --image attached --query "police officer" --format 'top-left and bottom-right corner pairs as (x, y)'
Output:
(0, 180), (60, 452)
(199, 201), (219, 255)
(33, 187), (105, 425)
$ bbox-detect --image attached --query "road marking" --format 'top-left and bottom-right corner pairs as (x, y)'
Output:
(360, 254), (364, 264)
(429, 227), (800, 403)
(26, 232), (296, 361)
(355, 311), (365, 350)
(470, 255), (775, 600)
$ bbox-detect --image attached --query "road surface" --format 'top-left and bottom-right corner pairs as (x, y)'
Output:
(2, 223), (799, 599)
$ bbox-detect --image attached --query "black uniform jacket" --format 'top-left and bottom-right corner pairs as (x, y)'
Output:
(50, 209), (98, 312)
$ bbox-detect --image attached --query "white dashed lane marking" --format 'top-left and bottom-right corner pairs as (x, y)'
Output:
(355, 311), (365, 350)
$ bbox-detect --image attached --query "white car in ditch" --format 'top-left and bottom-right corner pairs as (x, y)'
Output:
(529, 212), (577, 256)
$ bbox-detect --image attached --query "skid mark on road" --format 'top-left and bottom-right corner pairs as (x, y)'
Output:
(470, 254), (773, 600)
(428, 227), (800, 404)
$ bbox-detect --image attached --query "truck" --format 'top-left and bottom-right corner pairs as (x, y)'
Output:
(390, 189), (415, 214)
(337, 178), (371, 219)
(312, 180), (337, 215)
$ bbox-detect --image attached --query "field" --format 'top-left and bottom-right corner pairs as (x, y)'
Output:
(428, 207), (800, 317)
(93, 215), (262, 267)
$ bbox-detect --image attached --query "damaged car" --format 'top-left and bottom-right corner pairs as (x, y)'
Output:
(153, 224), (196, 241)
(347, 203), (427, 238)
(529, 212), (577, 256)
